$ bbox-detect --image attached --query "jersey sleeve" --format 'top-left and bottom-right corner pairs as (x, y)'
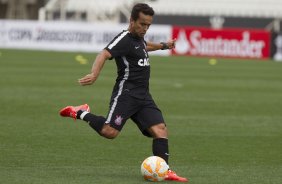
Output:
(105, 31), (130, 60)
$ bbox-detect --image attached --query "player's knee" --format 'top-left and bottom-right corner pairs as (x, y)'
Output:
(100, 125), (119, 139)
(148, 123), (168, 138)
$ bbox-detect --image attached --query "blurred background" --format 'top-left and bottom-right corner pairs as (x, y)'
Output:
(0, 0), (282, 60)
(1, 0), (282, 28)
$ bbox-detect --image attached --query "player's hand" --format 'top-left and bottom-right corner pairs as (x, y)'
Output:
(167, 38), (176, 49)
(78, 73), (96, 86)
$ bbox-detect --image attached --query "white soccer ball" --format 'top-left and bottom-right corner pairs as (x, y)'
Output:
(141, 156), (169, 182)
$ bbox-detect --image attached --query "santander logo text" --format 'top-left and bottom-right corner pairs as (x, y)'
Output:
(173, 27), (270, 59)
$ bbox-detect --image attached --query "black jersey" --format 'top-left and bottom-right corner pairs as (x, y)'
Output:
(105, 30), (151, 99)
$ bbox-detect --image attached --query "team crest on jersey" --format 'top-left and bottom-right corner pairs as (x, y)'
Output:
(114, 115), (123, 126)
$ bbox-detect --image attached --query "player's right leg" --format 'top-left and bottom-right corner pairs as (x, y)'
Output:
(59, 104), (118, 139)
(59, 104), (90, 120)
(59, 92), (137, 139)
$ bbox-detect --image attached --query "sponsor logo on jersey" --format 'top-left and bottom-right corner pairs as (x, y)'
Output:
(138, 58), (150, 66)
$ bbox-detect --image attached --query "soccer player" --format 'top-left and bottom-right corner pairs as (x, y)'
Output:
(60, 3), (188, 182)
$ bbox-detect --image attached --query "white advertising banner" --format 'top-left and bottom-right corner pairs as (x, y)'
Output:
(0, 20), (171, 55)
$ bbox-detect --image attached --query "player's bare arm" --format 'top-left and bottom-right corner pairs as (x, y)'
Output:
(78, 49), (112, 86)
(146, 39), (176, 52)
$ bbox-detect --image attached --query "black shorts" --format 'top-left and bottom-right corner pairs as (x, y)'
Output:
(105, 92), (165, 137)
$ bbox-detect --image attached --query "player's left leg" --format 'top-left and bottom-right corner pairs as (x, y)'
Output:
(131, 99), (188, 182)
(147, 124), (188, 182)
(147, 123), (169, 164)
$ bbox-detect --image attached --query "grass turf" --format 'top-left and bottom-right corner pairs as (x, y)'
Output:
(0, 49), (281, 184)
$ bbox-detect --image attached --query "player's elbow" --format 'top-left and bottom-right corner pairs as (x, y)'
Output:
(100, 49), (112, 60)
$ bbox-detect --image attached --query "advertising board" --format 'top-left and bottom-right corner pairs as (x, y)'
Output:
(172, 26), (271, 59)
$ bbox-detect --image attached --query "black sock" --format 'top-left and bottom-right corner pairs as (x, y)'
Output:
(152, 138), (169, 164)
(76, 110), (84, 119)
(77, 110), (105, 133)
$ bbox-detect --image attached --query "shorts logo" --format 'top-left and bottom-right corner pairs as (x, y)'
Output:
(114, 115), (123, 126)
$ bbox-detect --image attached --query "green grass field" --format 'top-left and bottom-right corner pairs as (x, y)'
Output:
(0, 49), (282, 184)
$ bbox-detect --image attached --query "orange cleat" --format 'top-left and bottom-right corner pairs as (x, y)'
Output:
(165, 170), (188, 182)
(59, 104), (90, 120)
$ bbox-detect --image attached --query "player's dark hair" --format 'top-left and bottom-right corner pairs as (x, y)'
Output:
(131, 3), (154, 21)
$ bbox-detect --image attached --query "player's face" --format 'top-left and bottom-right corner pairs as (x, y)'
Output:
(131, 12), (152, 38)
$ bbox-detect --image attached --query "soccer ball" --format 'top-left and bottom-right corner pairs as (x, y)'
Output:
(141, 156), (169, 182)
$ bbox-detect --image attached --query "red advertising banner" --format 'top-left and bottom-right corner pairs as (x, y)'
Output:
(172, 26), (271, 59)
